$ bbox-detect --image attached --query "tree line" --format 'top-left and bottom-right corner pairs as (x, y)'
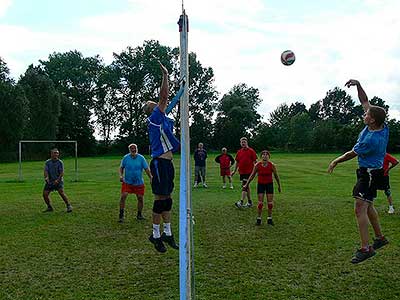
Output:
(1, 40), (399, 161)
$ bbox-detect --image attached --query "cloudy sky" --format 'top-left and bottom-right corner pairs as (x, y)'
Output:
(1, 0), (400, 120)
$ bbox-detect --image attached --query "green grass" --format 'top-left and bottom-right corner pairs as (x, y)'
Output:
(1, 153), (400, 300)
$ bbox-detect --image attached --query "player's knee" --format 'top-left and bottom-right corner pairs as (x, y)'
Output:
(153, 200), (164, 214)
(354, 202), (364, 217)
(257, 202), (263, 210)
(385, 189), (391, 197)
(267, 202), (273, 210)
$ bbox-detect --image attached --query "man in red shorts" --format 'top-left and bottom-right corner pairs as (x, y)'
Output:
(215, 147), (235, 189)
(232, 137), (257, 208)
(118, 143), (152, 223)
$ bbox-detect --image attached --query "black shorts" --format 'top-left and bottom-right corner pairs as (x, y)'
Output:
(44, 182), (64, 192)
(376, 175), (390, 191)
(257, 183), (274, 194)
(150, 158), (175, 196)
(352, 168), (384, 202)
(240, 174), (250, 185)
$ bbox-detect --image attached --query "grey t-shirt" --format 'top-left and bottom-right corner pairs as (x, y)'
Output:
(44, 159), (64, 182)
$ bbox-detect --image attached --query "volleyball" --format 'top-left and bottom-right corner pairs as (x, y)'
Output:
(281, 50), (295, 66)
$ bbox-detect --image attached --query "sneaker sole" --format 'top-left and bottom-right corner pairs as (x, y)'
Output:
(351, 251), (376, 264)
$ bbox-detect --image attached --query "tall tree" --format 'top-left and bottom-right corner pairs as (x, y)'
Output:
(0, 58), (28, 160)
(213, 83), (261, 150)
(19, 65), (61, 140)
(40, 51), (103, 155)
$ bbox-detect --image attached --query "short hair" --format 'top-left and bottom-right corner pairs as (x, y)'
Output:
(128, 143), (137, 149)
(240, 137), (247, 142)
(143, 101), (157, 115)
(51, 148), (59, 153)
(261, 150), (270, 157)
(368, 105), (386, 126)
(222, 147), (227, 152)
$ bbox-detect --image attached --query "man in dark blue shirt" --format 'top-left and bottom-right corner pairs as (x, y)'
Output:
(194, 142), (208, 188)
(43, 148), (72, 213)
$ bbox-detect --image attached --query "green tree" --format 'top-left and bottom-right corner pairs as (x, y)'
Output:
(289, 112), (312, 151)
(213, 83), (261, 150)
(19, 65), (61, 140)
(40, 50), (103, 155)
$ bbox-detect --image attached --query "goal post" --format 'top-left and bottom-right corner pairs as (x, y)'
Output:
(18, 140), (78, 182)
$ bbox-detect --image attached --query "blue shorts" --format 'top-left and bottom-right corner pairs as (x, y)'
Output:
(150, 158), (175, 196)
(44, 182), (64, 192)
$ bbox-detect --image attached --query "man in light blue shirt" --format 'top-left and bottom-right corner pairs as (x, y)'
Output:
(328, 79), (389, 264)
(118, 143), (152, 223)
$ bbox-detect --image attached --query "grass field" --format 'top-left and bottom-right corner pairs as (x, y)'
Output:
(1, 153), (400, 300)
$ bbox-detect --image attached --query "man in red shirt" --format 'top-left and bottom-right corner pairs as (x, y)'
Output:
(215, 147), (235, 189)
(379, 153), (399, 214)
(232, 137), (257, 208)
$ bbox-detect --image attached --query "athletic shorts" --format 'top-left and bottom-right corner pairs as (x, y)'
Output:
(150, 157), (175, 196)
(352, 168), (384, 202)
(220, 167), (231, 176)
(376, 175), (390, 192)
(44, 182), (64, 192)
(240, 174), (250, 184)
(121, 183), (145, 195)
(257, 182), (274, 194)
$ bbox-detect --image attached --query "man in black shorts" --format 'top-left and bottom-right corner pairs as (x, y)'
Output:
(43, 148), (72, 213)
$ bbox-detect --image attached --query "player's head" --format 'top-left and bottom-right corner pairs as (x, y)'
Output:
(50, 148), (59, 159)
(240, 137), (248, 148)
(128, 143), (138, 155)
(221, 147), (227, 153)
(143, 101), (157, 115)
(198, 142), (203, 149)
(365, 105), (386, 127)
(261, 150), (270, 160)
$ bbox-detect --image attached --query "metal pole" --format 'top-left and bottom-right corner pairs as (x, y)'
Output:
(75, 141), (78, 182)
(179, 8), (192, 300)
(18, 141), (22, 181)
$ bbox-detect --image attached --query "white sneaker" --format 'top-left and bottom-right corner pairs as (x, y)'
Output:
(203, 183), (208, 188)
(388, 206), (395, 214)
(234, 201), (242, 208)
(222, 185), (226, 189)
(193, 182), (198, 188)
(230, 185), (234, 189)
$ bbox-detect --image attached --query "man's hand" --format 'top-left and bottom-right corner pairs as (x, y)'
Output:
(345, 79), (360, 88)
(119, 175), (123, 183)
(327, 161), (337, 174)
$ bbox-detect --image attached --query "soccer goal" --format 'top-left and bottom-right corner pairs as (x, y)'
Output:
(18, 140), (78, 182)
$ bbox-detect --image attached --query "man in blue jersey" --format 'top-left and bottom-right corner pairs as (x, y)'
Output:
(328, 79), (389, 264)
(42, 148), (72, 213)
(143, 61), (180, 253)
(118, 143), (152, 223)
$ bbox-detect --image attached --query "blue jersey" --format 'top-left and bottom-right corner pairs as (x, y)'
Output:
(120, 154), (149, 185)
(353, 124), (389, 169)
(44, 159), (64, 182)
(147, 106), (180, 158)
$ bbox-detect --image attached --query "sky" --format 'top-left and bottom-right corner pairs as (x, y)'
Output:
(1, 0), (400, 121)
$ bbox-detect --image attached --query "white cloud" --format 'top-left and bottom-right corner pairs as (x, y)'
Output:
(1, 0), (400, 121)
(0, 0), (12, 17)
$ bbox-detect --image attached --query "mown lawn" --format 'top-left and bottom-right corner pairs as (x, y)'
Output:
(0, 153), (399, 300)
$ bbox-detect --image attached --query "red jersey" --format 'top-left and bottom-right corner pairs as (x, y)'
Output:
(257, 161), (273, 184)
(235, 147), (257, 175)
(383, 153), (398, 176)
(215, 153), (235, 169)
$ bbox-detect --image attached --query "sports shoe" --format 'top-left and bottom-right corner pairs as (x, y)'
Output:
(372, 236), (389, 250)
(388, 206), (395, 214)
(256, 218), (261, 226)
(351, 247), (375, 264)
(136, 214), (146, 220)
(66, 205), (73, 213)
(43, 206), (54, 213)
(230, 185), (234, 189)
(235, 201), (243, 208)
(149, 235), (167, 253)
(161, 232), (179, 249)
(203, 183), (208, 188)
(222, 185), (226, 189)
(267, 218), (274, 226)
(193, 182), (198, 188)
(118, 217), (124, 223)
(245, 202), (253, 208)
